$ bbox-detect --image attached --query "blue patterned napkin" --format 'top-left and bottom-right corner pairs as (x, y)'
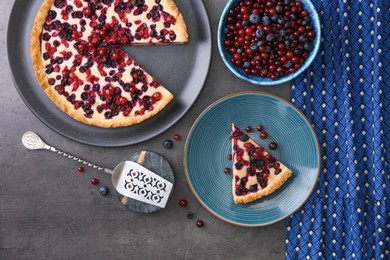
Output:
(287, 0), (390, 258)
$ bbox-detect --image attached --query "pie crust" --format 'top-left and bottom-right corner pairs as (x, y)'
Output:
(30, 0), (188, 128)
(231, 124), (293, 204)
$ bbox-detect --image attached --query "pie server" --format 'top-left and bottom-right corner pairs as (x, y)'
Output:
(21, 131), (173, 208)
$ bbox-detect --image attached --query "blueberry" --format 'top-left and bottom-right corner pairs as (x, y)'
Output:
(275, 169), (282, 175)
(266, 33), (275, 42)
(249, 13), (260, 24)
(284, 0), (290, 4)
(255, 28), (265, 39)
(304, 42), (314, 51)
(235, 162), (243, 170)
(289, 34), (295, 41)
(276, 5), (283, 13)
(269, 142), (278, 150)
(299, 35), (308, 43)
(290, 14), (297, 20)
(284, 22), (291, 29)
(265, 45), (272, 53)
(243, 61), (250, 68)
(278, 17), (286, 25)
(242, 20), (249, 26)
(163, 140), (173, 149)
(187, 212), (194, 219)
(285, 60), (293, 69)
(99, 186), (109, 196)
(236, 48), (243, 54)
(294, 49), (303, 56)
(224, 27), (229, 34)
(262, 16), (271, 25)
(271, 14), (279, 23)
(256, 41), (264, 47)
(279, 29), (287, 37)
(240, 134), (249, 142)
(250, 43), (258, 52)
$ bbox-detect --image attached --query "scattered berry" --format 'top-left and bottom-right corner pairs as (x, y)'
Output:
(91, 178), (99, 185)
(163, 140), (173, 149)
(187, 212), (194, 219)
(224, 167), (231, 174)
(245, 126), (253, 132)
(99, 186), (109, 196)
(227, 154), (232, 160)
(174, 134), (181, 141)
(196, 220), (205, 228)
(260, 131), (268, 139)
(257, 125), (264, 132)
(269, 142), (278, 150)
(179, 199), (188, 207)
(77, 165), (84, 172)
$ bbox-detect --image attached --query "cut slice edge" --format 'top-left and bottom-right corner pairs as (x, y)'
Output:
(231, 124), (293, 204)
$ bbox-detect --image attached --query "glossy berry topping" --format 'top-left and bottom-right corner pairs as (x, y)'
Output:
(99, 186), (109, 196)
(196, 220), (204, 228)
(223, 0), (316, 80)
(174, 134), (181, 141)
(179, 199), (188, 207)
(77, 165), (84, 172)
(224, 167), (231, 174)
(269, 142), (278, 150)
(163, 140), (173, 149)
(91, 178), (99, 185)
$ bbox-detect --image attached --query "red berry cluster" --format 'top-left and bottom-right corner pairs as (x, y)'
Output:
(223, 0), (316, 80)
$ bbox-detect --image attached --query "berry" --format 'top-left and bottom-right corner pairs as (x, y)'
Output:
(91, 178), (99, 185)
(163, 140), (173, 149)
(187, 212), (194, 219)
(227, 154), (232, 160)
(256, 125), (264, 132)
(174, 134), (181, 141)
(179, 199), (188, 207)
(262, 16), (271, 25)
(77, 165), (84, 172)
(245, 126), (253, 132)
(255, 28), (265, 39)
(260, 131), (268, 139)
(196, 220), (204, 228)
(224, 167), (231, 174)
(249, 13), (260, 24)
(99, 186), (109, 196)
(269, 142), (278, 150)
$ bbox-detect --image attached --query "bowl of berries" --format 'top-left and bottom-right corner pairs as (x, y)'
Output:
(218, 0), (321, 85)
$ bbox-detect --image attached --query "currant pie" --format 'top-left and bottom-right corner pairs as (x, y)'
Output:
(231, 124), (293, 204)
(31, 0), (188, 128)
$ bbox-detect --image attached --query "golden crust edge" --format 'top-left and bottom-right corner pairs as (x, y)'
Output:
(163, 0), (188, 42)
(233, 168), (293, 204)
(30, 0), (175, 128)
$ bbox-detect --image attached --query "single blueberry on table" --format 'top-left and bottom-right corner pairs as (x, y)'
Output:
(163, 140), (173, 149)
(99, 186), (109, 196)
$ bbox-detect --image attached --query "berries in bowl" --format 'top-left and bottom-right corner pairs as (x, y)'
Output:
(218, 0), (321, 85)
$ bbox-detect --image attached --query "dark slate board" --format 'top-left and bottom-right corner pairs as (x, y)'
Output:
(116, 151), (175, 214)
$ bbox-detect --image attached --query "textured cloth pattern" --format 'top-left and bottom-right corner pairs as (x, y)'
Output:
(286, 0), (390, 258)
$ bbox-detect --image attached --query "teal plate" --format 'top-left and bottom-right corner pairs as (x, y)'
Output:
(184, 92), (320, 227)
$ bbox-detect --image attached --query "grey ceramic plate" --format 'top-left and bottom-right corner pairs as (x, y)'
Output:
(7, 0), (211, 147)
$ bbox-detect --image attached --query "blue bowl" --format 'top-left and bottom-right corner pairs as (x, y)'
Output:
(217, 0), (321, 86)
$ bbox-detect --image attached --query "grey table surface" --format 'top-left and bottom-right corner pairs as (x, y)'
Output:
(0, 0), (291, 259)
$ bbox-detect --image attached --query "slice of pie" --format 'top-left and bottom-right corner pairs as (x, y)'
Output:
(231, 124), (293, 204)
(30, 0), (188, 128)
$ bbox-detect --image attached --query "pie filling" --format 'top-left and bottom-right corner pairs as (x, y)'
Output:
(231, 124), (291, 201)
(38, 0), (187, 123)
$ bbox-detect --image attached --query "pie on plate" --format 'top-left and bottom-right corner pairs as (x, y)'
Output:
(31, 0), (188, 128)
(231, 124), (293, 204)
